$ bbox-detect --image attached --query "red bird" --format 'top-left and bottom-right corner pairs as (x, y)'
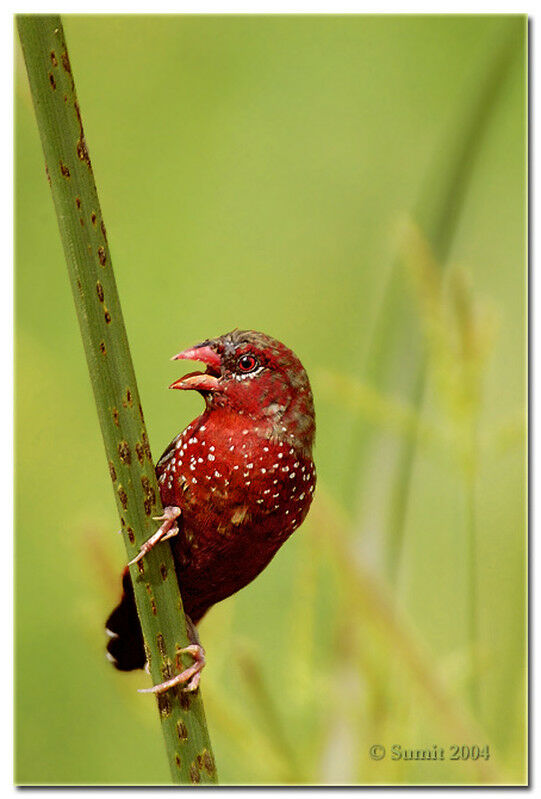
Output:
(106, 329), (316, 692)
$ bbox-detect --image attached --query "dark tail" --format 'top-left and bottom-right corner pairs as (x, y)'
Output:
(105, 567), (146, 671)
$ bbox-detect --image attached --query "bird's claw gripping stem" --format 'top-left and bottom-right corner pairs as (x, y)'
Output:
(128, 506), (181, 566)
(138, 644), (206, 694)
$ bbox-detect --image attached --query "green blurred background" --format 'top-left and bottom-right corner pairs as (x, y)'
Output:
(15, 15), (527, 785)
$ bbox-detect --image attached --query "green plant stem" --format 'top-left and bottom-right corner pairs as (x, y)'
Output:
(17, 15), (217, 785)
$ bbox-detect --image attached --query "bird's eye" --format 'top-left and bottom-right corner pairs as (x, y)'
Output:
(237, 354), (259, 373)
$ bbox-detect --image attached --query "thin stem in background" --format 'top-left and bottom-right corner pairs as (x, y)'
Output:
(347, 20), (524, 584)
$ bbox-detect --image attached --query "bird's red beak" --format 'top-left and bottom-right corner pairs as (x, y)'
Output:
(169, 345), (222, 392)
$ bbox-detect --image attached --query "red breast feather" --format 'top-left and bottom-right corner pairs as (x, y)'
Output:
(157, 329), (316, 623)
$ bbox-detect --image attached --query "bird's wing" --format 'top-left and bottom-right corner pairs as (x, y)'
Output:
(155, 433), (182, 479)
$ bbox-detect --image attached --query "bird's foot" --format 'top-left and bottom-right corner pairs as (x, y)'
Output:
(128, 506), (181, 566)
(138, 644), (206, 694)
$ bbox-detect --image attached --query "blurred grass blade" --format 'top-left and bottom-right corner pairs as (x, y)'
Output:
(347, 20), (524, 580)
(311, 490), (503, 783)
(17, 15), (217, 784)
(238, 647), (303, 783)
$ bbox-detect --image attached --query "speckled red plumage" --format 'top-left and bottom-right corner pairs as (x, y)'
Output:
(106, 329), (316, 671)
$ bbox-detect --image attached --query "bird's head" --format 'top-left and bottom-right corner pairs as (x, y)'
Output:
(170, 329), (315, 453)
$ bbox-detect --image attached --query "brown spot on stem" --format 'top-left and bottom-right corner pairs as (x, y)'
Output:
(76, 138), (91, 168)
(189, 763), (201, 784)
(50, 51), (58, 67)
(141, 431), (152, 461)
(176, 721), (188, 742)
(160, 563), (168, 581)
(112, 407), (119, 426)
(75, 196), (81, 209)
(135, 442), (144, 465)
(108, 461), (117, 483)
(138, 404), (145, 423)
(202, 749), (215, 776)
(79, 217), (84, 226)
(45, 165), (51, 185)
(101, 220), (107, 241)
(141, 476), (156, 516)
(61, 51), (71, 74)
(118, 441), (131, 465)
(91, 212), (97, 225)
(60, 161), (70, 178)
(75, 101), (82, 128)
(178, 691), (191, 711)
(126, 526), (135, 544)
(104, 308), (112, 324)
(49, 72), (56, 90)
(126, 388), (133, 406)
(150, 599), (157, 615)
(99, 339), (106, 356)
(98, 246), (106, 266)
(157, 692), (172, 719)
(117, 485), (128, 510)
(96, 281), (104, 302)
(156, 633), (167, 658)
(137, 560), (144, 575)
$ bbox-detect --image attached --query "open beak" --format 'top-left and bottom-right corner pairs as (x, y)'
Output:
(169, 344), (222, 392)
